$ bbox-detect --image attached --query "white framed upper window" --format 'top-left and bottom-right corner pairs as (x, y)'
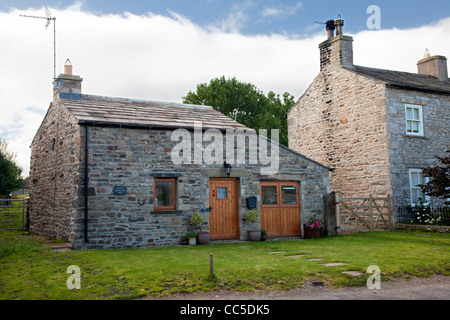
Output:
(408, 168), (430, 206)
(405, 104), (424, 136)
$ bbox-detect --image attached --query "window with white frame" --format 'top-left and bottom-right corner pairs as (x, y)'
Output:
(409, 169), (429, 205)
(405, 104), (423, 136)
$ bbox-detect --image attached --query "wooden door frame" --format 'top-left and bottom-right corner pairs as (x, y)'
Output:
(209, 178), (240, 240)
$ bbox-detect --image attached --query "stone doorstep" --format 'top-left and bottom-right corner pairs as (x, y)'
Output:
(47, 242), (73, 252)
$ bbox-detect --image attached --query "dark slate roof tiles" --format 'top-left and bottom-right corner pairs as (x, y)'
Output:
(61, 94), (249, 130)
(344, 65), (450, 95)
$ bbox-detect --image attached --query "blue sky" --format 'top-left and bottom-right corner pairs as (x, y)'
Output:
(2, 0), (450, 36)
(0, 1), (449, 175)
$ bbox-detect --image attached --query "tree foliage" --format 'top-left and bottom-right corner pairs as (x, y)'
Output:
(419, 151), (450, 206)
(182, 76), (295, 146)
(0, 138), (24, 197)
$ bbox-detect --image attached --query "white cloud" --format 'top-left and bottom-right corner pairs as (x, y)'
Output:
(0, 5), (449, 177)
(209, 0), (254, 33)
(261, 2), (303, 18)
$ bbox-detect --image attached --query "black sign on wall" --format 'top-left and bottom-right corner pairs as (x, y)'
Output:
(113, 186), (127, 195)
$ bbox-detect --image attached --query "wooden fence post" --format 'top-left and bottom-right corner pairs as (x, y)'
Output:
(387, 194), (394, 231)
(209, 253), (214, 279)
(335, 193), (340, 234)
(369, 194), (374, 231)
(324, 192), (338, 236)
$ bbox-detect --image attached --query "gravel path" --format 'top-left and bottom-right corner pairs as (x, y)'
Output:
(148, 274), (449, 300)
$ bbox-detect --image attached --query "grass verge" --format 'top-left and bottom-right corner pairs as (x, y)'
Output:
(0, 230), (449, 299)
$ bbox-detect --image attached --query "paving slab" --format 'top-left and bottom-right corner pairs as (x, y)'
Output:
(321, 262), (348, 267)
(287, 254), (310, 258)
(342, 271), (363, 277)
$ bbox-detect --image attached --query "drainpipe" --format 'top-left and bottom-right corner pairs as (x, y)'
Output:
(84, 125), (89, 242)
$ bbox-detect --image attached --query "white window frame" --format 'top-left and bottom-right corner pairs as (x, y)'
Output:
(408, 168), (430, 206)
(405, 104), (424, 136)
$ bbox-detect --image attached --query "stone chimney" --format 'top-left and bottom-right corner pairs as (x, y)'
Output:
(54, 59), (83, 100)
(319, 18), (353, 71)
(417, 50), (449, 82)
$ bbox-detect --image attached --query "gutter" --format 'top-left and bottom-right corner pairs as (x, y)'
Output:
(84, 125), (89, 242)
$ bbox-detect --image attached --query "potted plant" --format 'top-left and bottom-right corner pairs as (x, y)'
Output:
(180, 234), (189, 245)
(186, 231), (197, 245)
(191, 212), (209, 244)
(304, 215), (323, 239)
(260, 229), (267, 241)
(244, 209), (261, 241)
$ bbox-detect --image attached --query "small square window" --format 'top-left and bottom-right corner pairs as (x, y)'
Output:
(261, 186), (277, 205)
(217, 188), (227, 199)
(281, 186), (297, 205)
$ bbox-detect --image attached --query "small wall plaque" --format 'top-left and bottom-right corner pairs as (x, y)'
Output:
(113, 186), (127, 195)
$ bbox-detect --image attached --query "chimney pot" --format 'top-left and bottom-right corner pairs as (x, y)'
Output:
(64, 59), (73, 75)
(326, 20), (335, 40)
(335, 18), (344, 36)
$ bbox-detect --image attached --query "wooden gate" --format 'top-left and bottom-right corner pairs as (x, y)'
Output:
(335, 194), (394, 233)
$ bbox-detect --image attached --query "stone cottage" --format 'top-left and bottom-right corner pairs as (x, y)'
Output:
(29, 62), (331, 249)
(288, 19), (450, 210)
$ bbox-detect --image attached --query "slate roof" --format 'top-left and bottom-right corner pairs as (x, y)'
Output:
(344, 65), (450, 95)
(61, 94), (249, 131)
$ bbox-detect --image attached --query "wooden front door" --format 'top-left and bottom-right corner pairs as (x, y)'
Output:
(260, 181), (301, 237)
(209, 178), (239, 240)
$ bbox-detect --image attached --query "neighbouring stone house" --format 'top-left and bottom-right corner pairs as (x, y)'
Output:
(287, 19), (450, 211)
(29, 62), (331, 249)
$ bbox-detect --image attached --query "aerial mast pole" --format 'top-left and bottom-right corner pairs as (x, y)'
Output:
(20, 7), (57, 87)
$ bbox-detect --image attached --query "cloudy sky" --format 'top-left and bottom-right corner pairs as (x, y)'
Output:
(1, 0), (449, 176)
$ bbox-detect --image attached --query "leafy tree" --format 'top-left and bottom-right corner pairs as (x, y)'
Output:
(419, 151), (450, 206)
(182, 76), (295, 146)
(0, 138), (24, 197)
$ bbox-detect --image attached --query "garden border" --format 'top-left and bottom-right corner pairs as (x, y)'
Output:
(395, 223), (450, 233)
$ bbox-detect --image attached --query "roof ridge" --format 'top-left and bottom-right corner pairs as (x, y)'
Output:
(80, 94), (214, 110)
(351, 65), (438, 79)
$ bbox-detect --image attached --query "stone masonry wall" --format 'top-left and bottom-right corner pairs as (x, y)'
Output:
(74, 125), (330, 249)
(288, 63), (392, 199)
(386, 87), (450, 207)
(29, 97), (82, 243)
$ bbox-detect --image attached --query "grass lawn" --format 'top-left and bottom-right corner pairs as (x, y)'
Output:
(0, 230), (449, 300)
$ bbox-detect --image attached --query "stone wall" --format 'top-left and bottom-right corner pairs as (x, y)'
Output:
(288, 63), (392, 199)
(74, 125), (330, 249)
(386, 88), (450, 207)
(29, 96), (82, 243)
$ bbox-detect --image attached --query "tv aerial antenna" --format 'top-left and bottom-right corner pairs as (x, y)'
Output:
(20, 7), (57, 87)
